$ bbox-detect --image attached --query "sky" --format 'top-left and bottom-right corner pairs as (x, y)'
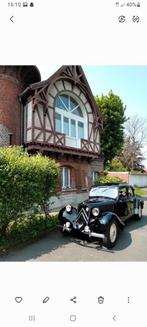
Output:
(38, 65), (147, 166)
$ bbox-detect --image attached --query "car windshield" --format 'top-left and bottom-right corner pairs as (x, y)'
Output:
(89, 186), (118, 199)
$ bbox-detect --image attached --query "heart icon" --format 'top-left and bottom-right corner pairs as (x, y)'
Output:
(15, 297), (23, 303)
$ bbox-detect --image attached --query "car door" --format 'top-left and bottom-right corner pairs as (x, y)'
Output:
(127, 186), (135, 218)
(117, 186), (131, 221)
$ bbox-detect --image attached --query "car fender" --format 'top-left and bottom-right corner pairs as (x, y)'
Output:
(58, 206), (77, 225)
(99, 212), (125, 230)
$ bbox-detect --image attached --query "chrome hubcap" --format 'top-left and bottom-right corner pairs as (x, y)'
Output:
(109, 223), (117, 243)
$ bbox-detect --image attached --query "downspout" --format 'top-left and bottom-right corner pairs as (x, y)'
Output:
(19, 95), (24, 146)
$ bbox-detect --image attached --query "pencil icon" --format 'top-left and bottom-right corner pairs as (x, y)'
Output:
(43, 296), (50, 303)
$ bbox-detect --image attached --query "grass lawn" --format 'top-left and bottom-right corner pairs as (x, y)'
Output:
(134, 187), (147, 197)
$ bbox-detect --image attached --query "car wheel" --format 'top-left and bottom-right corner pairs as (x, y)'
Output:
(103, 219), (119, 249)
(135, 204), (142, 220)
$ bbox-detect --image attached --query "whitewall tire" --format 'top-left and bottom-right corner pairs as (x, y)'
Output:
(103, 219), (119, 249)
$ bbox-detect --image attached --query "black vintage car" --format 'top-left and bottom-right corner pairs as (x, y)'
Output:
(58, 183), (144, 248)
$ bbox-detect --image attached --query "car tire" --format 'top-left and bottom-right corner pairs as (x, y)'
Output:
(103, 219), (119, 249)
(134, 204), (142, 220)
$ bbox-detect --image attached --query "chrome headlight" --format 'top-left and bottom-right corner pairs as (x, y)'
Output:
(65, 221), (71, 228)
(92, 207), (99, 217)
(66, 204), (72, 213)
(84, 226), (90, 233)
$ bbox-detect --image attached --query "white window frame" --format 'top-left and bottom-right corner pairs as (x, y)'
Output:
(56, 107), (85, 136)
(61, 167), (71, 189)
(55, 93), (88, 148)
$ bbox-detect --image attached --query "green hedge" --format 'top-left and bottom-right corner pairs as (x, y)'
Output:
(0, 214), (58, 252)
(0, 146), (59, 238)
(94, 175), (123, 185)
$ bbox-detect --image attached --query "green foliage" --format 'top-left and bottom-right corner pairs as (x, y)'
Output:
(106, 159), (128, 172)
(94, 175), (123, 185)
(95, 90), (127, 165)
(134, 187), (147, 197)
(0, 146), (59, 237)
(0, 214), (58, 252)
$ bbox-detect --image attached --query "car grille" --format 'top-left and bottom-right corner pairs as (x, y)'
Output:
(76, 208), (89, 228)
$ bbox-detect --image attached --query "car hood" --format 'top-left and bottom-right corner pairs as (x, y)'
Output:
(78, 197), (115, 212)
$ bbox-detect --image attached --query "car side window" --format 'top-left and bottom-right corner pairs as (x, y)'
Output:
(128, 186), (134, 198)
(119, 187), (127, 199)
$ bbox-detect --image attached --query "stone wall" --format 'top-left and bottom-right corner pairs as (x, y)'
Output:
(0, 124), (10, 146)
(90, 158), (104, 173)
(50, 191), (89, 211)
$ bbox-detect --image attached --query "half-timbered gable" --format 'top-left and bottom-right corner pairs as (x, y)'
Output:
(20, 66), (103, 207)
(22, 66), (102, 155)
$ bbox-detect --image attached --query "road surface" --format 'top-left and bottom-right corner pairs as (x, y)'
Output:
(0, 201), (147, 262)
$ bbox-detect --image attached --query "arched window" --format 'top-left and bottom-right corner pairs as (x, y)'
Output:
(55, 94), (87, 148)
(61, 166), (71, 189)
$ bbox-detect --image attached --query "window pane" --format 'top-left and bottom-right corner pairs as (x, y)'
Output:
(78, 121), (84, 139)
(64, 168), (68, 187)
(72, 107), (83, 117)
(70, 97), (78, 110)
(62, 167), (70, 188)
(61, 95), (69, 109)
(55, 96), (65, 110)
(71, 119), (76, 137)
(55, 112), (61, 133)
(55, 95), (68, 111)
(93, 171), (99, 183)
(63, 117), (69, 136)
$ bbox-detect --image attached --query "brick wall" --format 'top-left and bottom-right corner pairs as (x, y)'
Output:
(108, 171), (129, 182)
(0, 77), (22, 145)
(54, 156), (103, 192)
(57, 157), (92, 191)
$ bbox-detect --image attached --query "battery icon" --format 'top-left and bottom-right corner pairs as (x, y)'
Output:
(23, 2), (28, 6)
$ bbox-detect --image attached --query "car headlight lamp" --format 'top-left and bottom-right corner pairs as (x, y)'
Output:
(84, 226), (90, 233)
(65, 221), (71, 228)
(92, 207), (99, 217)
(66, 204), (72, 213)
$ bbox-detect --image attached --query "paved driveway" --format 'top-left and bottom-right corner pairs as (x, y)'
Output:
(0, 201), (147, 262)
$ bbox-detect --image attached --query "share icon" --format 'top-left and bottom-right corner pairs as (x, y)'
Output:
(70, 296), (77, 303)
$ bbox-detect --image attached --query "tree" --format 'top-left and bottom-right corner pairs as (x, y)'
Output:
(125, 115), (147, 148)
(95, 90), (127, 166)
(119, 115), (147, 171)
(106, 158), (127, 172)
(120, 136), (145, 172)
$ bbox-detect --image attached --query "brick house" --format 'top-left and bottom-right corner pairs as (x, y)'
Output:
(0, 65), (103, 207)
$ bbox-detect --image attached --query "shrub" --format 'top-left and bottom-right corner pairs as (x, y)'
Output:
(0, 146), (59, 237)
(0, 214), (58, 251)
(106, 159), (127, 172)
(94, 175), (123, 185)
